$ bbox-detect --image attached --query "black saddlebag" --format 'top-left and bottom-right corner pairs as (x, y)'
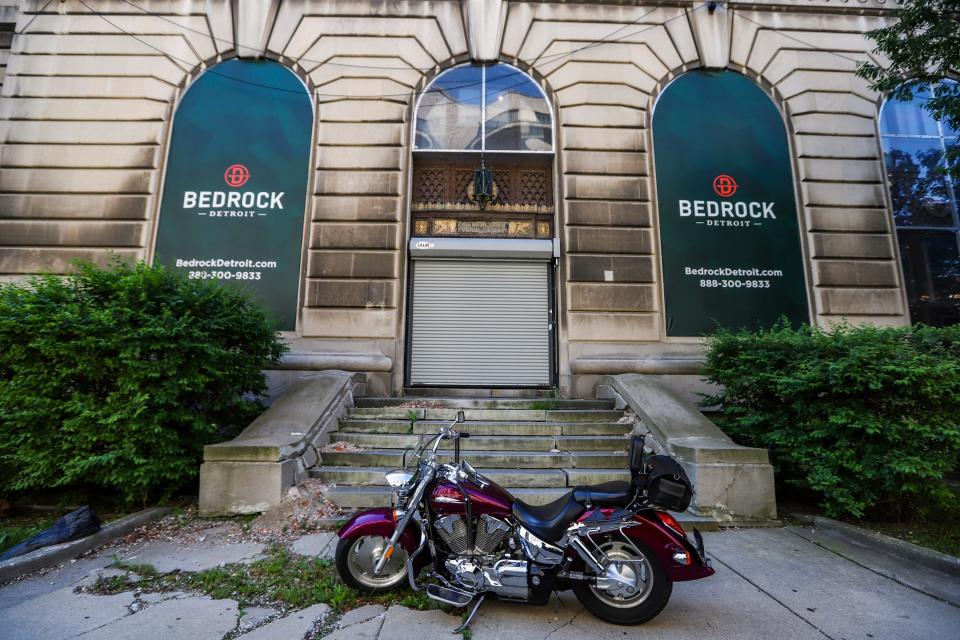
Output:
(644, 455), (693, 512)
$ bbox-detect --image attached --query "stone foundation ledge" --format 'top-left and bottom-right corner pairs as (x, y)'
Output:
(598, 373), (776, 522)
(199, 371), (364, 516)
(571, 354), (706, 375)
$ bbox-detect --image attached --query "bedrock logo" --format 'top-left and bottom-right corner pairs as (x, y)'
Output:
(181, 164), (285, 218)
(678, 175), (774, 228)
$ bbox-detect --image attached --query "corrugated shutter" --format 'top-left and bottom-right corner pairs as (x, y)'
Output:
(409, 259), (551, 386)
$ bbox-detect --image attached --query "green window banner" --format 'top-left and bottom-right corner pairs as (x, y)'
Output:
(652, 70), (810, 337)
(154, 59), (313, 331)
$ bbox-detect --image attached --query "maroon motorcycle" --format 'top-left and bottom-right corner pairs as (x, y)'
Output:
(335, 411), (713, 631)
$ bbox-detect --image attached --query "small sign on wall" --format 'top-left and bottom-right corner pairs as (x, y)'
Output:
(154, 60), (313, 331)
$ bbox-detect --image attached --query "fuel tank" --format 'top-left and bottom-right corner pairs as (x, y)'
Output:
(429, 473), (513, 517)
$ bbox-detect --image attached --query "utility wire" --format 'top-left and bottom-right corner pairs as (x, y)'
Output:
(71, 0), (703, 100)
(113, 0), (679, 72)
(65, 2), (871, 101)
(13, 0), (55, 36)
(733, 12), (863, 66)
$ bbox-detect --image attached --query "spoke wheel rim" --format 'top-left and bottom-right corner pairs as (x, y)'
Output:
(588, 540), (655, 608)
(346, 535), (409, 589)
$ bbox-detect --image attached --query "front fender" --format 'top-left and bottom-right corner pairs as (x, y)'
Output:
(623, 512), (715, 582)
(337, 508), (427, 564)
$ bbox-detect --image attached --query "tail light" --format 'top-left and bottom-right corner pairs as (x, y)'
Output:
(655, 510), (686, 537)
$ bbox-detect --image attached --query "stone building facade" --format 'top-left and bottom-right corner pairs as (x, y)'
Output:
(0, 0), (917, 397)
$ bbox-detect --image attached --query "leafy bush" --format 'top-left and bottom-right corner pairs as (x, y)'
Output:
(703, 321), (960, 520)
(0, 260), (286, 505)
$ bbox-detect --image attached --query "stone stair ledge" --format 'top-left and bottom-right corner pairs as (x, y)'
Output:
(599, 374), (776, 522)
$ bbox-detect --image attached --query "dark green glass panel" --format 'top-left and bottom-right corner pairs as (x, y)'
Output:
(898, 229), (960, 326)
(154, 59), (313, 330)
(653, 70), (809, 336)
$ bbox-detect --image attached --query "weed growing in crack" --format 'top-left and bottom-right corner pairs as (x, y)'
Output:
(83, 544), (444, 616)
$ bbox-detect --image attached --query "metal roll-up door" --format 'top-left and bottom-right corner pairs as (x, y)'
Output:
(409, 259), (551, 386)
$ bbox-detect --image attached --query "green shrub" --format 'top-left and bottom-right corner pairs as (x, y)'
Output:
(703, 321), (960, 520)
(0, 260), (286, 505)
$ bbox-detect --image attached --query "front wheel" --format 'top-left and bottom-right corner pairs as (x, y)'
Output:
(571, 537), (672, 625)
(335, 535), (409, 593)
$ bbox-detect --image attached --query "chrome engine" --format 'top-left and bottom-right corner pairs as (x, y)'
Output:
(436, 514), (530, 599)
(435, 514), (512, 556)
(444, 557), (529, 599)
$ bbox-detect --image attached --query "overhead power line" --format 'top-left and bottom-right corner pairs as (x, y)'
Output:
(69, 0), (704, 100)
(113, 0), (678, 72)
(50, 2), (870, 101)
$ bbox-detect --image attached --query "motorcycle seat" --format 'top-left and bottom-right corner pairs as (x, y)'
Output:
(512, 481), (635, 544)
(512, 492), (586, 544)
(572, 481), (633, 507)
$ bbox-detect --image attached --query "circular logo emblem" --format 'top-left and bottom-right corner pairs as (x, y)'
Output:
(224, 164), (251, 188)
(712, 174), (738, 198)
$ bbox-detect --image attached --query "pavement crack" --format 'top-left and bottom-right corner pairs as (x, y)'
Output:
(372, 608), (388, 640)
(543, 605), (583, 640)
(709, 555), (835, 640)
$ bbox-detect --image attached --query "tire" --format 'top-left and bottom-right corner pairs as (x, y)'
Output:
(335, 535), (409, 594)
(571, 537), (672, 625)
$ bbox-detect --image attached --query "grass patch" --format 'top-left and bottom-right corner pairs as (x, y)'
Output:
(112, 557), (159, 577)
(92, 544), (443, 614)
(527, 400), (560, 411)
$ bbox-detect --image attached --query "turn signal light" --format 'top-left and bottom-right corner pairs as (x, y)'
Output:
(655, 511), (686, 537)
(672, 549), (692, 565)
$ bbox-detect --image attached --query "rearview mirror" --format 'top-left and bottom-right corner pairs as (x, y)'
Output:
(456, 410), (465, 423)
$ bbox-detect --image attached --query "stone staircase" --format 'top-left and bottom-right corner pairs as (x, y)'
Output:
(310, 396), (635, 509)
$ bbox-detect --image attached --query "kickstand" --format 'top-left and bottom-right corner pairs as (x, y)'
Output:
(452, 595), (485, 635)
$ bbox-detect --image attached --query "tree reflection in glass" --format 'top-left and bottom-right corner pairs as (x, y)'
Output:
(883, 141), (953, 226)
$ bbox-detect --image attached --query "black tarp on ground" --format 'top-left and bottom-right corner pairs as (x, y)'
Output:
(0, 506), (101, 561)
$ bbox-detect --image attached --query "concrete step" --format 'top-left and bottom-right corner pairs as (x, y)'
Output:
(354, 397), (615, 410)
(329, 432), (630, 452)
(345, 407), (624, 422)
(323, 485), (571, 509)
(310, 466), (631, 488)
(320, 448), (627, 469)
(403, 387), (553, 399)
(336, 419), (630, 436)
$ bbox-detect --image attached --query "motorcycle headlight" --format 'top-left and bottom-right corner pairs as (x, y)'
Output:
(385, 469), (414, 488)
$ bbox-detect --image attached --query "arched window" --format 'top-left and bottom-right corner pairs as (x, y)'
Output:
(880, 83), (960, 326)
(414, 63), (552, 152)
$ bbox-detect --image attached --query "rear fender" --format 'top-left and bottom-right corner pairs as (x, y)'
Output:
(337, 508), (430, 569)
(623, 511), (715, 582)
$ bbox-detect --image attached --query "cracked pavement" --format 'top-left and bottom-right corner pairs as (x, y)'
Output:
(1, 528), (957, 639)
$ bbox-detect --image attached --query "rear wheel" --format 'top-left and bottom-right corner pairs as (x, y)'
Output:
(335, 535), (409, 593)
(571, 537), (672, 625)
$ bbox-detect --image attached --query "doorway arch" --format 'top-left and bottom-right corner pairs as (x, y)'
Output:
(406, 62), (557, 387)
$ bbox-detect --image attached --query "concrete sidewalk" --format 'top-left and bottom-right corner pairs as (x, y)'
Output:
(1, 527), (957, 640)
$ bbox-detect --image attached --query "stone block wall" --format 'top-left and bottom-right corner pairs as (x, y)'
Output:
(0, 0), (908, 395)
